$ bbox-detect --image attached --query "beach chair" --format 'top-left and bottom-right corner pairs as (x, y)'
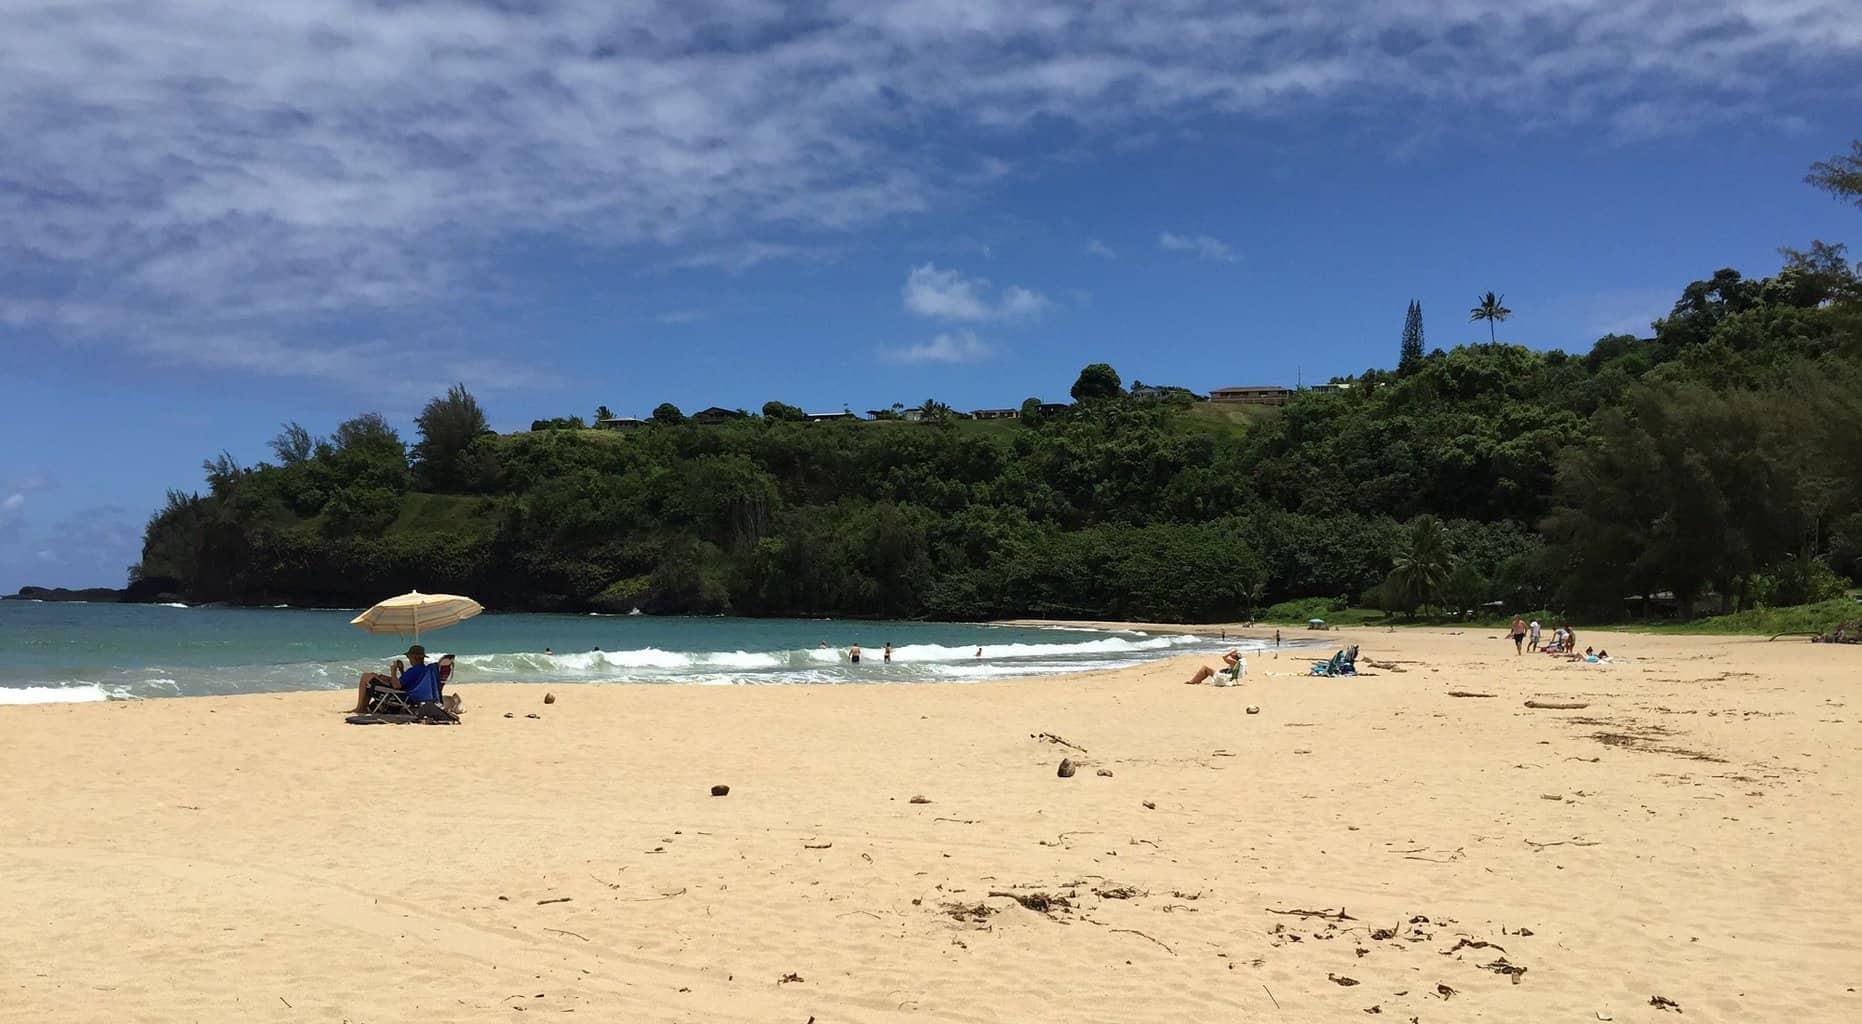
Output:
(1309, 646), (1359, 677)
(363, 656), (455, 717)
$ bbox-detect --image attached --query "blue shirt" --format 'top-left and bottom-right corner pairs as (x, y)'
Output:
(398, 662), (441, 703)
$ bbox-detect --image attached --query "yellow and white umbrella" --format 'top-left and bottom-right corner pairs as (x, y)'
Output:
(350, 590), (483, 643)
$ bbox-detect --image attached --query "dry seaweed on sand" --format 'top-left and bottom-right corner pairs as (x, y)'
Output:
(988, 890), (1074, 916)
(941, 901), (996, 923)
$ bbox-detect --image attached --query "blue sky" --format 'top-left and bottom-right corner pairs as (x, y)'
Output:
(3, 0), (1860, 590)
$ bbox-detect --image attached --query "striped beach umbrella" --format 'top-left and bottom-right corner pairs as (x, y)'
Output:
(349, 591), (483, 643)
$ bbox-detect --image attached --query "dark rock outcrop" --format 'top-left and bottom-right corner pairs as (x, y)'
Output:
(6, 586), (126, 603)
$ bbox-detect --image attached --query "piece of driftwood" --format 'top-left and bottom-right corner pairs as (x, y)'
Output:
(1525, 838), (1600, 850)
(1447, 691), (1496, 698)
(1525, 700), (1590, 710)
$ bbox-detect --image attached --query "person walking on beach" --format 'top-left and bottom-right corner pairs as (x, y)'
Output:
(849, 643), (862, 665)
(1510, 615), (1527, 655)
(1527, 619), (1541, 653)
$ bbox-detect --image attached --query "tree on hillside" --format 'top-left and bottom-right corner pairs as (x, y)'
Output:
(652, 402), (685, 425)
(1071, 363), (1123, 402)
(594, 405), (614, 423)
(269, 422), (318, 465)
(1807, 139), (1862, 210)
(762, 400), (806, 422)
(1469, 292), (1512, 344)
(1382, 514), (1453, 616)
(413, 384), (492, 489)
(920, 398), (954, 424)
(331, 412), (401, 453)
(1399, 300), (1425, 375)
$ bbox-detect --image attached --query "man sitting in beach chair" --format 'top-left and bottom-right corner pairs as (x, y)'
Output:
(352, 644), (452, 715)
(1309, 644), (1359, 677)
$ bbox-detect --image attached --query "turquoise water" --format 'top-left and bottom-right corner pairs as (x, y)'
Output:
(0, 601), (1270, 703)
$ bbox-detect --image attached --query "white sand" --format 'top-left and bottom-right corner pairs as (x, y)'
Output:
(2, 626), (1858, 1022)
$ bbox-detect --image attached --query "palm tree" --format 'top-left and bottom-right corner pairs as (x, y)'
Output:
(1385, 515), (1453, 616)
(1468, 291), (1512, 344)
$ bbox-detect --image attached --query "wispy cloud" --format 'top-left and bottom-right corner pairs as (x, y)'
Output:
(881, 330), (994, 364)
(903, 263), (1051, 321)
(657, 310), (709, 325)
(0, 493), (24, 544)
(1, 1), (1856, 378)
(1085, 239), (1117, 259)
(1158, 233), (1237, 262)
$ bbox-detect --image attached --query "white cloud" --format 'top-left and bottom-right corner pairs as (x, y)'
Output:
(1158, 232), (1237, 262)
(881, 330), (994, 364)
(903, 263), (1050, 321)
(1, 494), (22, 513)
(1085, 240), (1117, 259)
(1, 0), (1856, 378)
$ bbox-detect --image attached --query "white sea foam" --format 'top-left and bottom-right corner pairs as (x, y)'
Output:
(0, 683), (117, 704)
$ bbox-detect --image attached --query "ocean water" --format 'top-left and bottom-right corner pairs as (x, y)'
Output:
(0, 602), (1281, 704)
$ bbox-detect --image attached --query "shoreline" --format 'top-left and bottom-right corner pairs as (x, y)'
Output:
(5, 627), (1857, 1022)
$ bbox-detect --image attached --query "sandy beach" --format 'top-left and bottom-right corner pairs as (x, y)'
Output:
(3, 626), (1858, 1023)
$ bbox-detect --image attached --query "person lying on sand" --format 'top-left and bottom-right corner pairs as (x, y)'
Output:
(1185, 649), (1245, 686)
(351, 644), (445, 713)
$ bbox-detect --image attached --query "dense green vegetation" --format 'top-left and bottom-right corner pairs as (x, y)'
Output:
(135, 148), (1862, 623)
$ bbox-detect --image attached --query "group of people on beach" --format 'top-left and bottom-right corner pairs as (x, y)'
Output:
(1510, 617), (1611, 662)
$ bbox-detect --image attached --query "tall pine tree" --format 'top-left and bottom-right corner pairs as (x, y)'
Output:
(1398, 300), (1425, 375)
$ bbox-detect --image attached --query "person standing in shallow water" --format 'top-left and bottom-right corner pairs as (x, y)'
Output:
(1510, 615), (1527, 655)
(849, 643), (861, 665)
(883, 643), (892, 663)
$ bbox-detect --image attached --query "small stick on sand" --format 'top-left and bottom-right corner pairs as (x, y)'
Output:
(1447, 691), (1497, 698)
(1111, 928), (1175, 955)
(543, 928), (590, 942)
(1525, 700), (1591, 710)
(1262, 984), (1280, 1009)
(1032, 732), (1088, 753)
(1265, 906), (1356, 920)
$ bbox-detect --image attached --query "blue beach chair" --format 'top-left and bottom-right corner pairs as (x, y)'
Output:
(1309, 645), (1359, 677)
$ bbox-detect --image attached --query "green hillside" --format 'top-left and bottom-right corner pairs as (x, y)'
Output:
(134, 148), (1862, 623)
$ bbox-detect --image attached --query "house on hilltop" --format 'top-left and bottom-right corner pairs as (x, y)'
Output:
(692, 406), (748, 424)
(806, 410), (859, 422)
(1208, 385), (1293, 406)
(971, 407), (1019, 420)
(596, 416), (647, 430)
